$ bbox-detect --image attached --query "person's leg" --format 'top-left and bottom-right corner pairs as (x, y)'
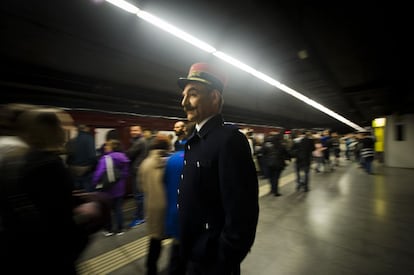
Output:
(129, 173), (145, 227)
(103, 198), (114, 236)
(267, 168), (276, 194)
(315, 157), (321, 172)
(273, 169), (282, 196)
(167, 240), (186, 275)
(113, 197), (124, 233)
(365, 157), (373, 174)
(303, 165), (311, 191)
(83, 173), (94, 192)
(136, 191), (145, 220)
(146, 238), (162, 275)
(295, 163), (302, 191)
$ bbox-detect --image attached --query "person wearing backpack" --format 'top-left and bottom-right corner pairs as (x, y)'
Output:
(92, 139), (130, 236)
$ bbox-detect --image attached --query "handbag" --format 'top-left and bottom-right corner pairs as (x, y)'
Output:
(96, 155), (121, 191)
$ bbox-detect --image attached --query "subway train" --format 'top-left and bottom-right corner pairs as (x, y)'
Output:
(64, 108), (286, 151)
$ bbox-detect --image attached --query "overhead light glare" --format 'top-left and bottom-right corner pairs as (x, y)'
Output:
(213, 52), (280, 86)
(105, 0), (139, 14)
(136, 10), (216, 53)
(213, 51), (363, 130)
(103, 1), (364, 130)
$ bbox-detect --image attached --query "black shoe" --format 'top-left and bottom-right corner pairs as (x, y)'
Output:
(274, 193), (282, 196)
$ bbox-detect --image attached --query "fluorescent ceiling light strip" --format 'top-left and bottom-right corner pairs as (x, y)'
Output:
(275, 84), (364, 130)
(104, 0), (364, 130)
(214, 52), (364, 130)
(214, 52), (281, 87)
(105, 0), (138, 14)
(136, 10), (216, 53)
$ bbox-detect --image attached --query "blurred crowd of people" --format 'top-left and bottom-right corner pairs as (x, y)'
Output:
(246, 127), (376, 196)
(1, 62), (376, 275)
(0, 102), (192, 274)
(0, 101), (376, 274)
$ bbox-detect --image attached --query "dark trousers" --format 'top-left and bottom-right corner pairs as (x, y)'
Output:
(104, 196), (124, 232)
(168, 241), (187, 275)
(146, 238), (162, 275)
(362, 157), (374, 174)
(187, 261), (240, 275)
(267, 167), (283, 194)
(295, 163), (310, 191)
(74, 172), (93, 192)
(132, 173), (144, 220)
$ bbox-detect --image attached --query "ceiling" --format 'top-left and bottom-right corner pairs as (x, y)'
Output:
(1, 0), (411, 133)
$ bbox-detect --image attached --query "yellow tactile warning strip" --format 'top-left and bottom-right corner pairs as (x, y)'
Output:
(77, 237), (172, 274)
(258, 172), (295, 197)
(77, 172), (295, 274)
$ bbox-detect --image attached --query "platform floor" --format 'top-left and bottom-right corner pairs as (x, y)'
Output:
(76, 160), (414, 275)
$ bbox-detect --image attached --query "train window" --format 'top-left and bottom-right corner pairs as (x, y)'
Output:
(395, 124), (405, 141)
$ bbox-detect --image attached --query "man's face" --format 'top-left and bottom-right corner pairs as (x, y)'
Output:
(174, 122), (186, 136)
(130, 126), (142, 138)
(181, 82), (216, 123)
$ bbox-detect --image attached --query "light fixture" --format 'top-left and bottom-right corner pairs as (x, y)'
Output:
(103, 0), (364, 131)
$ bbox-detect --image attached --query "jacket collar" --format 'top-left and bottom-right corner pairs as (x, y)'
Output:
(190, 114), (224, 140)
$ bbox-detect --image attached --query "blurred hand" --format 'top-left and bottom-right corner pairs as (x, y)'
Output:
(73, 201), (100, 224)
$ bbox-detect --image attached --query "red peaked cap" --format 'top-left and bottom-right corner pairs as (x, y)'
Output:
(177, 62), (227, 93)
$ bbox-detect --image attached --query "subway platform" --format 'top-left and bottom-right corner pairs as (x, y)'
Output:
(76, 160), (414, 275)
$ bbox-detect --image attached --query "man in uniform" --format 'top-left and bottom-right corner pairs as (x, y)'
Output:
(177, 62), (259, 274)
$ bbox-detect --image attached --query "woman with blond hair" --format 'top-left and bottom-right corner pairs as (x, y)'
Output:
(138, 134), (171, 275)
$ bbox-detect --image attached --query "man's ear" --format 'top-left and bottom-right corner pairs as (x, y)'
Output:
(210, 89), (221, 105)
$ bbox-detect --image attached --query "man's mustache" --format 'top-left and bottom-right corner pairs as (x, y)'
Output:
(183, 105), (196, 112)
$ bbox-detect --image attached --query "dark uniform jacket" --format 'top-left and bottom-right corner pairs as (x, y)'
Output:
(178, 114), (259, 274)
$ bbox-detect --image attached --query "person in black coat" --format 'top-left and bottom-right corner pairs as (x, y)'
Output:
(66, 124), (97, 192)
(290, 130), (315, 192)
(262, 132), (290, 196)
(177, 62), (259, 275)
(2, 107), (99, 274)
